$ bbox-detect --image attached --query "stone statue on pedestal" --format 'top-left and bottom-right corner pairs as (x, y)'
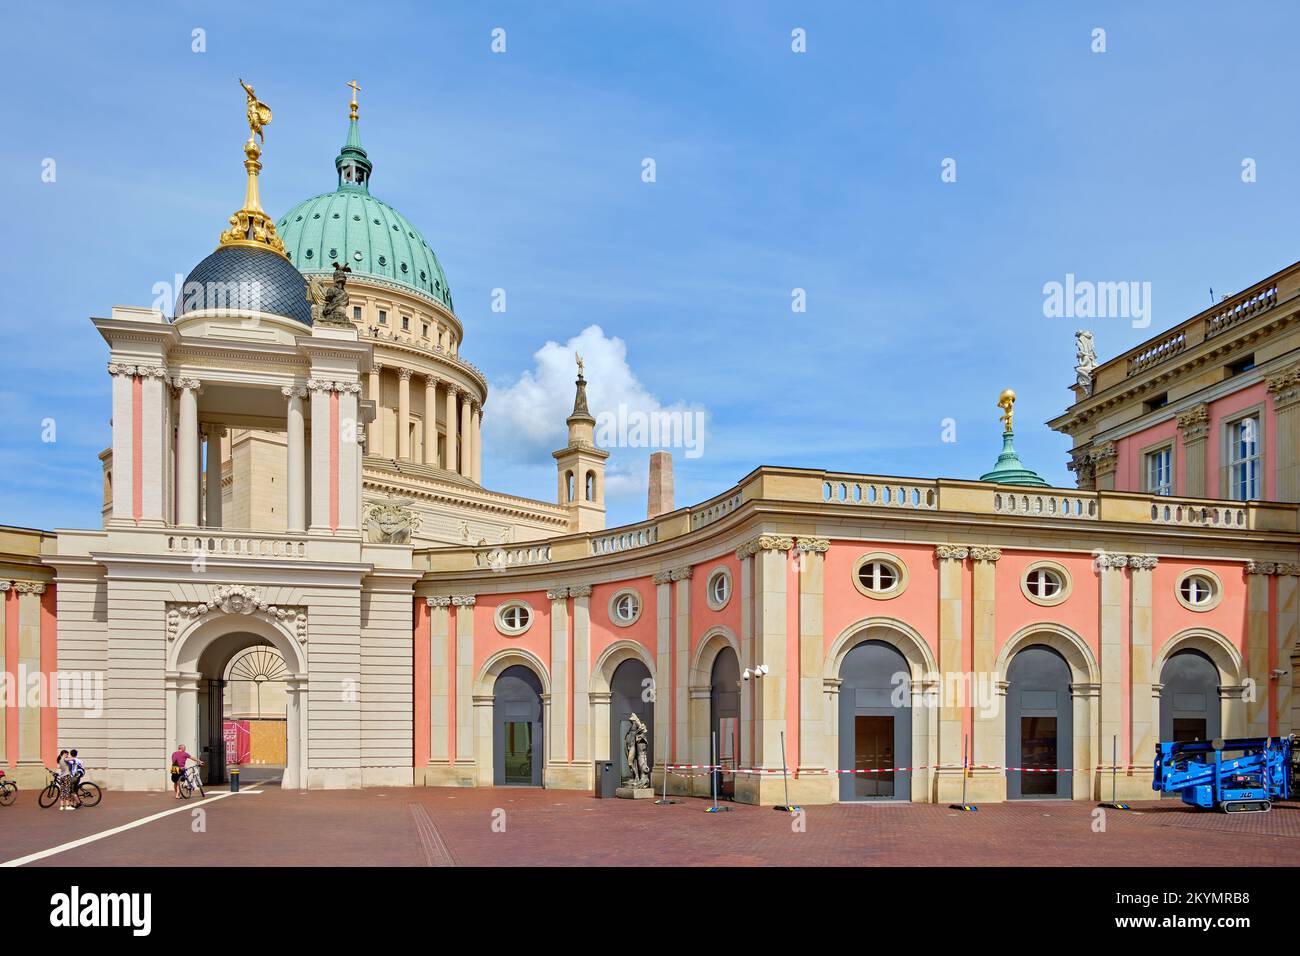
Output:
(623, 712), (651, 789)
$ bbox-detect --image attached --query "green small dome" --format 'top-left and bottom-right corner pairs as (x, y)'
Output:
(980, 429), (1050, 487)
(276, 116), (453, 311)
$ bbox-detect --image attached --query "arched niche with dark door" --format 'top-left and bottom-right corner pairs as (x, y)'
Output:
(838, 640), (911, 801)
(493, 665), (544, 786)
(1005, 645), (1072, 799)
(710, 647), (740, 799)
(1159, 649), (1221, 745)
(609, 658), (653, 784)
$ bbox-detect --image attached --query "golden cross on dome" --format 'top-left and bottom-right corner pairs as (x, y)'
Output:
(347, 79), (362, 120)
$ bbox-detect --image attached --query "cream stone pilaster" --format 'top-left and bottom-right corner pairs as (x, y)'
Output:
(471, 401), (483, 483)
(0, 583), (7, 761)
(1096, 553), (1127, 764)
(423, 375), (440, 467)
(1245, 562), (1275, 736)
(735, 551), (754, 770)
(426, 597), (451, 762)
(283, 386), (307, 533)
(283, 675), (308, 790)
(969, 547), (1002, 797)
(107, 364), (135, 521)
(367, 363), (382, 455)
(570, 584), (592, 765)
(175, 378), (201, 526)
(139, 365), (169, 523)
(338, 382), (362, 530)
(1177, 404), (1211, 498)
(397, 368), (412, 461)
(444, 385), (459, 476)
(15, 582), (45, 767)
(546, 588), (570, 777)
(935, 545), (967, 792)
(1266, 365), (1300, 501)
(652, 570), (674, 780)
(796, 537), (829, 773)
(1128, 555), (1158, 780)
(307, 379), (333, 532)
(451, 596), (475, 769)
(1275, 564), (1299, 736)
(459, 392), (473, 479)
(738, 536), (792, 780)
(1091, 441), (1118, 492)
(671, 567), (692, 772)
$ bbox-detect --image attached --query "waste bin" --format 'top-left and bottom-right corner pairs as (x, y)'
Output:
(594, 760), (618, 798)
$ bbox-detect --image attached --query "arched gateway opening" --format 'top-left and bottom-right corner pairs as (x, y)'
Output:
(838, 640), (911, 801)
(1159, 649), (1221, 744)
(493, 665), (544, 786)
(1005, 645), (1072, 799)
(609, 658), (653, 787)
(168, 612), (308, 789)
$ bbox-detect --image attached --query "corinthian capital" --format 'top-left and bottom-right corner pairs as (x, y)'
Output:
(934, 545), (969, 562)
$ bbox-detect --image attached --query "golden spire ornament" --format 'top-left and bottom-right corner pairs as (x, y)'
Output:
(347, 79), (362, 120)
(997, 388), (1016, 432)
(217, 79), (287, 257)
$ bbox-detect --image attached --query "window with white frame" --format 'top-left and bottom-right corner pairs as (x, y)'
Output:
(495, 601), (532, 636)
(1228, 416), (1260, 500)
(1178, 574), (1215, 608)
(1025, 567), (1063, 599)
(611, 590), (641, 626)
(857, 560), (899, 594)
(706, 568), (731, 610)
(1145, 446), (1172, 496)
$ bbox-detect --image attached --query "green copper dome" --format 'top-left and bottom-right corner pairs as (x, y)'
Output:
(980, 429), (1050, 487)
(276, 114), (454, 311)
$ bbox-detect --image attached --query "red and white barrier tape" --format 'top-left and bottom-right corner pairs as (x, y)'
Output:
(656, 763), (1149, 776)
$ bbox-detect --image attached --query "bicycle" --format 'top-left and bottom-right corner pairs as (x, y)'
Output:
(38, 769), (102, 809)
(177, 763), (205, 800)
(0, 771), (16, 807)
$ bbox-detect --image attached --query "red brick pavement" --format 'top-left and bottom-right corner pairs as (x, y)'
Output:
(2, 786), (1297, 867)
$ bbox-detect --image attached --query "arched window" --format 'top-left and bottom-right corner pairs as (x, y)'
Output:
(565, 470), (575, 503)
(585, 471), (596, 501)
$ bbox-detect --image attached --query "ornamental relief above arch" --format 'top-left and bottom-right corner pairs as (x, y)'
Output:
(165, 584), (307, 644)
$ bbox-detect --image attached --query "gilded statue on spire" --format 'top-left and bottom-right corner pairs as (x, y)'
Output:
(240, 79), (273, 144)
(218, 79), (286, 257)
(575, 352), (585, 378)
(997, 389), (1016, 432)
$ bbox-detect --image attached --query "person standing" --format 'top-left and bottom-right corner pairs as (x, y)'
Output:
(170, 743), (203, 799)
(56, 749), (77, 810)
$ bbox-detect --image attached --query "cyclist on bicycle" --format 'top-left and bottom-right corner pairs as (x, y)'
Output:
(170, 743), (203, 799)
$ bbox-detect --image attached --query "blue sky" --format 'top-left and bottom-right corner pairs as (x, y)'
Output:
(4, 2), (1299, 530)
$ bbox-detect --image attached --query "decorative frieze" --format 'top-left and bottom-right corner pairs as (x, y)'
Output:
(569, 584), (592, 598)
(1265, 363), (1300, 411)
(546, 588), (568, 601)
(1176, 403), (1211, 443)
(173, 376), (202, 392)
(795, 537), (830, 554)
(281, 385), (307, 400)
(1067, 450), (1096, 490)
(426, 596), (452, 608)
(969, 547), (1002, 563)
(451, 594), (476, 607)
(735, 535), (794, 561)
(166, 584), (307, 644)
(1093, 552), (1129, 571)
(652, 570), (673, 585)
(1090, 441), (1119, 477)
(1245, 561), (1279, 575)
(11, 580), (46, 594)
(934, 545), (969, 562)
(306, 378), (363, 393)
(1127, 555), (1159, 571)
(107, 363), (169, 379)
(653, 567), (693, 585)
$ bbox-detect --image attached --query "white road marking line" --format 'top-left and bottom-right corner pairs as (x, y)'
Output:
(1, 790), (262, 867)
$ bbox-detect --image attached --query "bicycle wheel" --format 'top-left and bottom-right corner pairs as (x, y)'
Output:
(38, 784), (60, 809)
(0, 783), (16, 807)
(193, 778), (205, 799)
(178, 778), (192, 799)
(77, 782), (102, 807)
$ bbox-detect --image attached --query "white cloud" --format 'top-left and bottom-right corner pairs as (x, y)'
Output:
(485, 325), (707, 503)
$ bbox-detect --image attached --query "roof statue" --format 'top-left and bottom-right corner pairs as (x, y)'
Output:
(980, 388), (1050, 487)
(307, 262), (354, 328)
(240, 79), (272, 144)
(218, 79), (287, 257)
(1074, 330), (1097, 397)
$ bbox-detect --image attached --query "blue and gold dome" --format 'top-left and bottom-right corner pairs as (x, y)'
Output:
(174, 80), (311, 326)
(275, 96), (454, 312)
